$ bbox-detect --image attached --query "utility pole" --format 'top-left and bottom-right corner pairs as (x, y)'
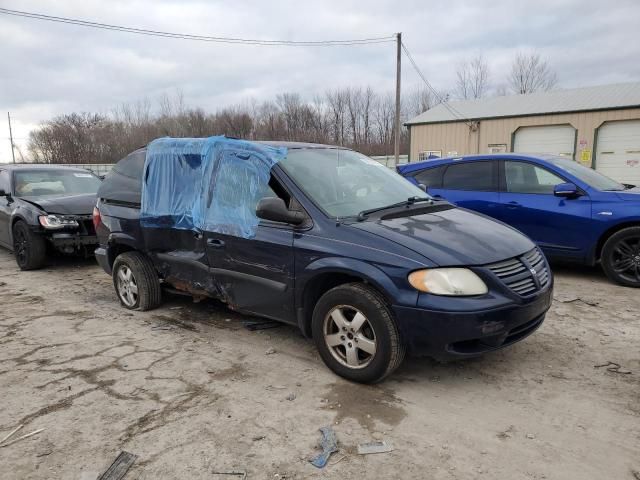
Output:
(7, 112), (16, 164)
(394, 32), (402, 166)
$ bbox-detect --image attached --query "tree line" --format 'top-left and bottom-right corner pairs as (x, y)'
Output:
(27, 51), (557, 164)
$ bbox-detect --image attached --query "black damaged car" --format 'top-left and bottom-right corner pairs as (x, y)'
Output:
(0, 164), (101, 270)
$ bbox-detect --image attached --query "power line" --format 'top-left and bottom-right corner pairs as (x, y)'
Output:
(401, 41), (473, 126)
(0, 8), (395, 46)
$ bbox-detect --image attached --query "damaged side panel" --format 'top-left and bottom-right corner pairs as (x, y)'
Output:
(139, 136), (294, 321)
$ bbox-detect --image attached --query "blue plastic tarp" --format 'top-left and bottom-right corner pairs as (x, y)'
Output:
(140, 136), (287, 239)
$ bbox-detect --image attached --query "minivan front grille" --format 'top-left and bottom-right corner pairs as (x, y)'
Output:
(487, 248), (550, 296)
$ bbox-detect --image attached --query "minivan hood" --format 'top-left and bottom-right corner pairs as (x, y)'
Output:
(350, 207), (535, 266)
(20, 193), (96, 215)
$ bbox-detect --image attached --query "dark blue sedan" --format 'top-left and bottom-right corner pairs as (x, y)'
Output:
(398, 154), (640, 287)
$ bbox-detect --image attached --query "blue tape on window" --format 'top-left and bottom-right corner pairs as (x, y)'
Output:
(140, 136), (287, 239)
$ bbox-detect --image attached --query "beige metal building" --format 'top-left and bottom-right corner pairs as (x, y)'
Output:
(405, 82), (640, 184)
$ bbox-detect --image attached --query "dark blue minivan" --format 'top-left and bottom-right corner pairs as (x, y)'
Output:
(94, 139), (552, 383)
(398, 154), (640, 288)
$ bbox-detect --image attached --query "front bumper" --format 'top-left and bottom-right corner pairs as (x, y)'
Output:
(393, 283), (553, 360)
(48, 232), (97, 248)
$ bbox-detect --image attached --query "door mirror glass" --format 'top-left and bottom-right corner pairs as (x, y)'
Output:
(554, 182), (580, 198)
(256, 197), (304, 225)
(0, 189), (6, 197)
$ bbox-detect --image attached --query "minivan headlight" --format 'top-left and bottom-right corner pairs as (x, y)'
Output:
(39, 215), (79, 229)
(408, 268), (488, 296)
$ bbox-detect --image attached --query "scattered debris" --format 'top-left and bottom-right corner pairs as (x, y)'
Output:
(265, 348), (276, 355)
(36, 450), (53, 457)
(497, 425), (515, 440)
(212, 471), (246, 479)
(0, 428), (45, 448)
(357, 440), (394, 455)
(97, 451), (138, 480)
(151, 325), (174, 331)
(0, 424), (24, 444)
(309, 427), (338, 468)
(265, 384), (287, 391)
(329, 455), (347, 466)
(557, 296), (599, 307)
(631, 469), (640, 480)
(525, 433), (536, 440)
(242, 319), (282, 331)
(252, 435), (266, 442)
(285, 392), (296, 401)
(594, 362), (632, 374)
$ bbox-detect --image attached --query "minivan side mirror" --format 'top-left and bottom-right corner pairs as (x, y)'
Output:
(554, 182), (580, 198)
(418, 183), (427, 192)
(256, 197), (305, 225)
(0, 189), (6, 197)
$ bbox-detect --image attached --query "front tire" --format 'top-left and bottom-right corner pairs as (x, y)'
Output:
(112, 251), (162, 310)
(311, 283), (405, 383)
(601, 227), (640, 287)
(12, 220), (47, 270)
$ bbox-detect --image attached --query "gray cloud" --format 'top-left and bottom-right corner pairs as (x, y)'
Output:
(1, 0), (639, 160)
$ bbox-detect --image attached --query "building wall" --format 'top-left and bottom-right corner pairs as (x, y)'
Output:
(409, 107), (640, 167)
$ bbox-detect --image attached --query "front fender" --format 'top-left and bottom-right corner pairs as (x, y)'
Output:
(297, 256), (419, 308)
(9, 205), (44, 242)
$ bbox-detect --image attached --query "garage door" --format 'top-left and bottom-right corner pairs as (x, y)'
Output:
(596, 120), (640, 184)
(513, 125), (575, 157)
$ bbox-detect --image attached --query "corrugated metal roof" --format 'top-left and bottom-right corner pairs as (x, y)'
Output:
(405, 82), (640, 125)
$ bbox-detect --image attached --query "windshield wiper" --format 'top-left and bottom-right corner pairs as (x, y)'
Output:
(357, 196), (433, 221)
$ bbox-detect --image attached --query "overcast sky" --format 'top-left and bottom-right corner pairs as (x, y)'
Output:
(1, 0), (639, 161)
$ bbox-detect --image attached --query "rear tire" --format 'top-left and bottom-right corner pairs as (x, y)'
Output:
(311, 283), (405, 383)
(12, 220), (47, 270)
(112, 251), (162, 310)
(601, 227), (640, 287)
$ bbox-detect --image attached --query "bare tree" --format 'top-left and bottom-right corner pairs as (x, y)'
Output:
(28, 86), (439, 162)
(508, 52), (558, 94)
(456, 55), (489, 100)
(404, 88), (446, 119)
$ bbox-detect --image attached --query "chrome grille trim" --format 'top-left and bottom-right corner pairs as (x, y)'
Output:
(487, 248), (550, 296)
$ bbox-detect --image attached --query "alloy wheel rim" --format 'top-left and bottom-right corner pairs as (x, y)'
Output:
(611, 236), (640, 283)
(323, 305), (377, 369)
(13, 229), (27, 265)
(116, 265), (139, 307)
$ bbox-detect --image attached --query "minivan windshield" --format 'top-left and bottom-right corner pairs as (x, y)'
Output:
(279, 148), (427, 218)
(546, 156), (626, 191)
(14, 169), (101, 197)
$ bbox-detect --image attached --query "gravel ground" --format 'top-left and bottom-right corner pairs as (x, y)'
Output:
(0, 248), (638, 480)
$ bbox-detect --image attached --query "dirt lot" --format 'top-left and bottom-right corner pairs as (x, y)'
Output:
(0, 249), (638, 480)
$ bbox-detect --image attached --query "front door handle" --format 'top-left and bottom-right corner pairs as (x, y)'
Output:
(207, 238), (225, 248)
(431, 194), (443, 199)
(507, 201), (521, 209)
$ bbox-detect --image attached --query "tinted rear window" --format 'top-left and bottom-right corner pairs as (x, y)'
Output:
(442, 161), (496, 191)
(98, 149), (146, 205)
(113, 149), (146, 179)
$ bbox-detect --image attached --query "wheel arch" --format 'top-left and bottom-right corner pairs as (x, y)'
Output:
(9, 213), (37, 244)
(593, 221), (640, 263)
(107, 232), (142, 268)
(295, 257), (406, 338)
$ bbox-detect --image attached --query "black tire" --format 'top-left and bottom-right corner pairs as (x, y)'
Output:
(12, 220), (47, 270)
(311, 283), (405, 383)
(112, 251), (162, 310)
(601, 226), (640, 287)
